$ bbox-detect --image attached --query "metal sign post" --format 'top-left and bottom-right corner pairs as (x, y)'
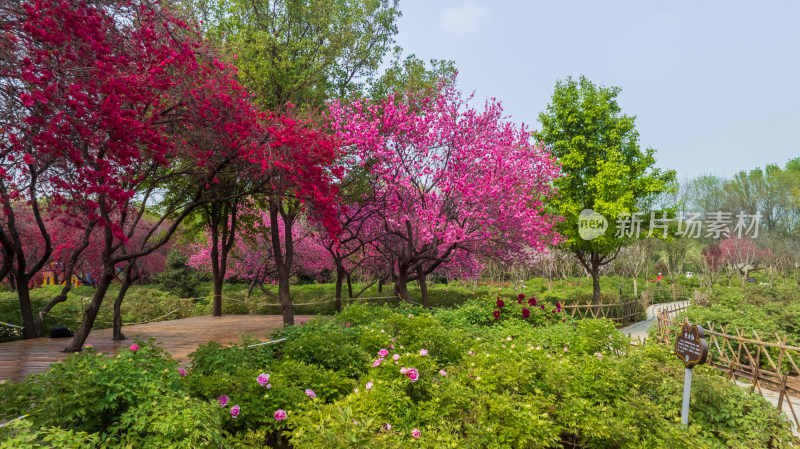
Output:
(674, 322), (709, 427)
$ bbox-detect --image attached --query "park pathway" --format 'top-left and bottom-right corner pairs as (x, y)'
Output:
(617, 300), (691, 342)
(619, 301), (800, 437)
(0, 314), (315, 383)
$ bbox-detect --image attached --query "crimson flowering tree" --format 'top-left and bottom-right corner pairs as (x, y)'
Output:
(719, 237), (772, 286)
(1, 0), (278, 348)
(188, 206), (331, 298)
(260, 112), (342, 325)
(699, 243), (722, 292)
(329, 79), (561, 305)
(312, 199), (384, 311)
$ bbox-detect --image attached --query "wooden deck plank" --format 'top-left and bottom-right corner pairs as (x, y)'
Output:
(0, 315), (315, 383)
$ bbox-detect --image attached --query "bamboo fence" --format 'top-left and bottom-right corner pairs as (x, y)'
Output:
(561, 300), (643, 325)
(655, 308), (800, 429)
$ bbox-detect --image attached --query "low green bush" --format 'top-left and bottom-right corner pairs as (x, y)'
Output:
(1, 295), (796, 448)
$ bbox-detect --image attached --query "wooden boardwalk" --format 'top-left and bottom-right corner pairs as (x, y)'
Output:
(0, 315), (314, 383)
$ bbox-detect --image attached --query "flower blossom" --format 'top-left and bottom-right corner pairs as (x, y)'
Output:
(493, 310), (500, 320)
(372, 358), (384, 367)
(439, 370), (447, 377)
(412, 428), (421, 438)
(528, 297), (537, 306)
(518, 293), (526, 303)
(257, 373), (270, 386)
(393, 354), (400, 360)
(406, 368), (419, 382)
(522, 308), (530, 318)
(129, 343), (139, 352)
(218, 395), (229, 407)
(378, 348), (389, 357)
(496, 298), (505, 308)
(274, 409), (287, 421)
(419, 349), (428, 357)
(178, 368), (186, 377)
(366, 382), (373, 391)
(230, 405), (240, 418)
(400, 367), (408, 374)
(305, 389), (316, 398)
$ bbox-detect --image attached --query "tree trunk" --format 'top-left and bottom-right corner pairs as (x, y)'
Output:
(65, 270), (114, 352)
(212, 275), (223, 316)
(112, 280), (133, 340)
(16, 278), (39, 339)
(591, 258), (601, 306)
(269, 198), (294, 326)
(377, 277), (383, 293)
(395, 263), (410, 302)
(419, 273), (429, 308)
(334, 263), (345, 313)
(632, 277), (638, 298)
(346, 273), (353, 298)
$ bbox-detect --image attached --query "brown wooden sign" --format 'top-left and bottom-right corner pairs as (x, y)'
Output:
(675, 323), (708, 369)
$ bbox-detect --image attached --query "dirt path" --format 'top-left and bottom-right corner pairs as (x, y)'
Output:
(0, 314), (315, 383)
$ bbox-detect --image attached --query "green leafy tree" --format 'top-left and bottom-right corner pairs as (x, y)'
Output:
(156, 249), (207, 298)
(196, 0), (401, 111)
(367, 48), (456, 100)
(535, 76), (676, 304)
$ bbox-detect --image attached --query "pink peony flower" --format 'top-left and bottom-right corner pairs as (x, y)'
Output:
(412, 428), (421, 438)
(563, 347), (568, 352)
(406, 368), (419, 382)
(257, 373), (270, 386)
(84, 343), (93, 348)
(400, 367), (408, 374)
(218, 395), (229, 407)
(595, 352), (604, 360)
(128, 343), (139, 352)
(372, 358), (384, 367)
(389, 344), (395, 349)
(378, 348), (389, 357)
(179, 367), (186, 377)
(393, 354), (400, 360)
(305, 389), (316, 398)
(419, 349), (428, 357)
(230, 405), (240, 418)
(439, 369), (447, 377)
(366, 381), (373, 391)
(274, 409), (287, 421)
(385, 423), (392, 431)
(266, 383), (272, 389)
(345, 322), (351, 327)
(408, 314), (414, 319)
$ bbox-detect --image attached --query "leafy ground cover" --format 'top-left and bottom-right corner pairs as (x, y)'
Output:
(1, 296), (796, 448)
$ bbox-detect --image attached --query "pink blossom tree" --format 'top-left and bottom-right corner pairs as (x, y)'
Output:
(328, 78), (561, 305)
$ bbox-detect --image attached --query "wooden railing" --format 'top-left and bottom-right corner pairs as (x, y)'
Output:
(561, 300), (643, 325)
(655, 310), (800, 429)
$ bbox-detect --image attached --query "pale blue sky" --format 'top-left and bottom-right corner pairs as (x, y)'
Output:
(392, 0), (800, 179)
